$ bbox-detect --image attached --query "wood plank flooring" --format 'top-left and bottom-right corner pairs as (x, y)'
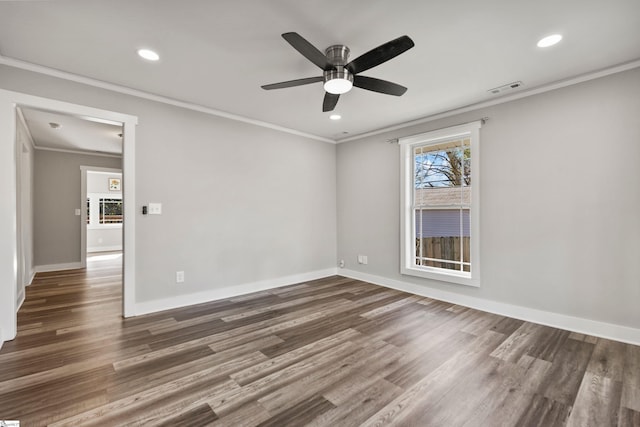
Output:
(1, 253), (639, 426)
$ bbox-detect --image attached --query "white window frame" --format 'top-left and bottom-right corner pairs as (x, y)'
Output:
(400, 121), (481, 287)
(87, 193), (123, 229)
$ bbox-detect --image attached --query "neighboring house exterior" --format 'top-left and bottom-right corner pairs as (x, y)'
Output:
(414, 186), (470, 238)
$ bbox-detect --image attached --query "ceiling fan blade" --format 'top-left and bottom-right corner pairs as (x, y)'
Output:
(261, 76), (323, 90)
(323, 92), (340, 112)
(347, 35), (415, 74)
(353, 75), (407, 96)
(282, 32), (331, 70)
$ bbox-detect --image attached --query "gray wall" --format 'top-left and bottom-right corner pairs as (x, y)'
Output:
(337, 67), (640, 329)
(34, 150), (121, 266)
(0, 64), (337, 305)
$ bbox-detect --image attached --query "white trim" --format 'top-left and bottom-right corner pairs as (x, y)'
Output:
(35, 145), (122, 158)
(134, 268), (338, 316)
(0, 91), (18, 341)
(122, 120), (135, 317)
(400, 121), (481, 287)
(15, 107), (35, 150)
(87, 245), (123, 253)
(34, 262), (83, 273)
(337, 59), (640, 143)
(340, 269), (640, 346)
(0, 54), (335, 145)
(17, 289), (25, 311)
(27, 269), (35, 286)
(0, 89), (137, 344)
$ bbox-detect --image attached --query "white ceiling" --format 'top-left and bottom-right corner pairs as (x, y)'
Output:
(1, 0), (639, 143)
(20, 107), (123, 155)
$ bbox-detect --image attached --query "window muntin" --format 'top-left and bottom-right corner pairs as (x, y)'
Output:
(400, 121), (481, 286)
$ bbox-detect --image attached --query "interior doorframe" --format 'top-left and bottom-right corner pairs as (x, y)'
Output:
(81, 166), (123, 268)
(0, 89), (137, 343)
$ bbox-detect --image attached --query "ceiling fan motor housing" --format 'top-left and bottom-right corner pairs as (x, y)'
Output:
(323, 44), (353, 92)
(325, 45), (350, 66)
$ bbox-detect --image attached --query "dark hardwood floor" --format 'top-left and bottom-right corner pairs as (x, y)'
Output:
(0, 254), (639, 426)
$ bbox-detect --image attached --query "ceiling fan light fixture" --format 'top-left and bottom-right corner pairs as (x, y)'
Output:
(323, 68), (353, 94)
(324, 78), (352, 94)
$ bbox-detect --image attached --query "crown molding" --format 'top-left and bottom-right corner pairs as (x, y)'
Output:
(0, 54), (335, 144)
(34, 145), (122, 158)
(3, 54), (638, 146)
(337, 58), (640, 143)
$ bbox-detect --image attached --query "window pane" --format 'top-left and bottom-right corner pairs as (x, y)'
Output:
(99, 198), (123, 224)
(415, 186), (470, 207)
(414, 208), (470, 272)
(414, 138), (470, 189)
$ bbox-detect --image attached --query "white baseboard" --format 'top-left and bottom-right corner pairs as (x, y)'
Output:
(27, 269), (36, 286)
(17, 290), (25, 310)
(340, 269), (640, 346)
(34, 262), (83, 273)
(133, 268), (339, 316)
(87, 245), (122, 253)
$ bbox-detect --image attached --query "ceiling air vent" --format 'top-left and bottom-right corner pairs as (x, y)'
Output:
(488, 81), (523, 95)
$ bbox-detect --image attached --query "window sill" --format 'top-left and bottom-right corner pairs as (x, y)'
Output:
(401, 265), (480, 288)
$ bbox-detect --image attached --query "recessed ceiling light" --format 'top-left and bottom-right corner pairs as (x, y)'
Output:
(329, 114), (342, 120)
(537, 34), (562, 48)
(137, 48), (160, 61)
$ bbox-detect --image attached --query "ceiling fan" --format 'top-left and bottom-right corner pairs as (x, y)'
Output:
(261, 32), (415, 112)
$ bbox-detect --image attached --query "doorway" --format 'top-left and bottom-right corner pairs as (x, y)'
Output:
(81, 168), (124, 267)
(0, 89), (137, 343)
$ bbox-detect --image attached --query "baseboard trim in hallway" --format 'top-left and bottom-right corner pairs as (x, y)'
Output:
(34, 262), (83, 273)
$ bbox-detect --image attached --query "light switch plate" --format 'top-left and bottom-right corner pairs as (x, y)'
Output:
(148, 203), (162, 215)
(75, 209), (81, 216)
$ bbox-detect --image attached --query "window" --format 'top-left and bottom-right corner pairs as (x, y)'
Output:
(86, 194), (122, 227)
(99, 198), (123, 224)
(400, 121), (481, 286)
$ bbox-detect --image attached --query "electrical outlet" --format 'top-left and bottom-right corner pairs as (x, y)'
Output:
(176, 271), (184, 283)
(339, 259), (345, 268)
(357, 255), (368, 265)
